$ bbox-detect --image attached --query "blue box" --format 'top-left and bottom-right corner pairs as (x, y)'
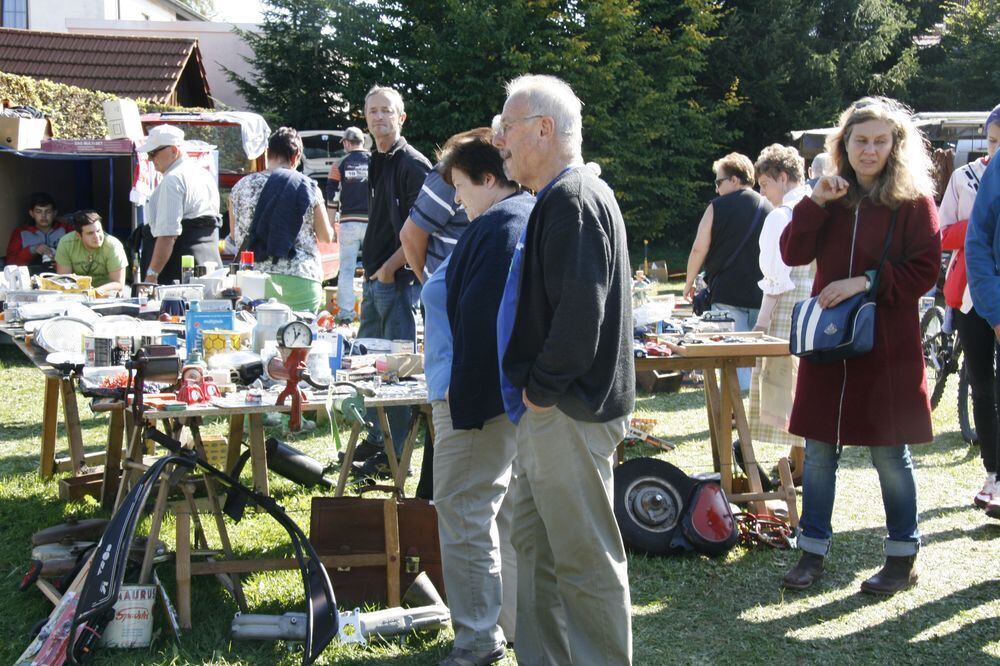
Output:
(186, 309), (235, 354)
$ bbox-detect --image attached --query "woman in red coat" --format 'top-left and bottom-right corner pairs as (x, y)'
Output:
(779, 97), (940, 595)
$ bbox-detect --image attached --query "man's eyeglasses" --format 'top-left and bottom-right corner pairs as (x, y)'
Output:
(147, 146), (169, 158)
(714, 177), (729, 187)
(492, 114), (544, 138)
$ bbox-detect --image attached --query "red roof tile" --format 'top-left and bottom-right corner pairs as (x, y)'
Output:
(0, 27), (212, 106)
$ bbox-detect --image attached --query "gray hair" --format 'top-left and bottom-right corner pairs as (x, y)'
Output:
(505, 74), (583, 155)
(809, 152), (833, 179)
(365, 85), (405, 116)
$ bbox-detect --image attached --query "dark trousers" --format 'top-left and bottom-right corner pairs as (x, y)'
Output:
(954, 308), (1000, 472)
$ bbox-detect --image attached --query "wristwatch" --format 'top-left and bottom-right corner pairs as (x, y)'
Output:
(146, 268), (159, 280)
(863, 275), (872, 293)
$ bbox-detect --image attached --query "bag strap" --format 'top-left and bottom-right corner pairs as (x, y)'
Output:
(711, 196), (769, 281)
(868, 209), (899, 299)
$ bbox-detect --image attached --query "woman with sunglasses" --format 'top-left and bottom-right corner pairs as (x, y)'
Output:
(780, 97), (940, 595)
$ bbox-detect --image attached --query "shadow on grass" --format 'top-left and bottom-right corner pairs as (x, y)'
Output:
(631, 504), (1000, 663)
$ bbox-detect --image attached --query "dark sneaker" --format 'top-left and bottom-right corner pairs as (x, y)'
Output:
(337, 438), (382, 464)
(352, 451), (393, 479)
(439, 644), (506, 666)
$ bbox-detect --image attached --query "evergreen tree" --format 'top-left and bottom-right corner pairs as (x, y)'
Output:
(910, 0), (1000, 111)
(225, 0), (345, 129)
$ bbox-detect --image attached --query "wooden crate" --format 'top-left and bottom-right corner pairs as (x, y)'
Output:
(662, 331), (789, 358)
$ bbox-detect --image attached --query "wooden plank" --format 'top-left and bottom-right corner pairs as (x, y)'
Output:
(60, 377), (86, 476)
(189, 553), (390, 575)
(663, 331), (790, 358)
(100, 407), (125, 510)
(334, 422), (363, 497)
(40, 376), (59, 478)
(384, 499), (401, 607)
(378, 407), (400, 480)
(247, 413), (269, 496)
(226, 414), (244, 474)
(55, 450), (106, 471)
(726, 361), (768, 514)
(176, 504), (192, 630)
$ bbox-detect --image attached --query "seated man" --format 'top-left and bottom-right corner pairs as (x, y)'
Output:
(55, 210), (128, 295)
(5, 193), (71, 270)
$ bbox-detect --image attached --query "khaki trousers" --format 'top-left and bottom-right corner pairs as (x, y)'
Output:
(512, 408), (632, 666)
(432, 401), (517, 651)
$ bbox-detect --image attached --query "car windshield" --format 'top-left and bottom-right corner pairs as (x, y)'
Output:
(301, 134), (345, 161)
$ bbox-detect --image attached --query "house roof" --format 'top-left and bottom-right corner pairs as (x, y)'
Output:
(0, 27), (212, 107)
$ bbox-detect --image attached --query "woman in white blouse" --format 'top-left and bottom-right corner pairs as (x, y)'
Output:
(748, 144), (815, 482)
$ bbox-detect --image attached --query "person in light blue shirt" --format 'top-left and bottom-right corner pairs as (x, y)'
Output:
(420, 253), (453, 403)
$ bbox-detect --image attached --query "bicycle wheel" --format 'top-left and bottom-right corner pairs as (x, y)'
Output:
(958, 359), (978, 446)
(921, 306), (951, 409)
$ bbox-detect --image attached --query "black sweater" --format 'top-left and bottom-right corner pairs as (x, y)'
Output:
(502, 167), (635, 423)
(446, 192), (534, 430)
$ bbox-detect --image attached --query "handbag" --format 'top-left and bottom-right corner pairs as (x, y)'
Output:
(693, 198), (768, 316)
(789, 209), (898, 363)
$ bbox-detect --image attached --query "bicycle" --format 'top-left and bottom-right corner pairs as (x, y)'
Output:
(920, 301), (977, 445)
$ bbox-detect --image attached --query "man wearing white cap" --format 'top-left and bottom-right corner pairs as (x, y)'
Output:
(138, 124), (222, 284)
(326, 126), (370, 322)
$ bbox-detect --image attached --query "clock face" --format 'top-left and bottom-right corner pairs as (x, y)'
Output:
(279, 321), (313, 348)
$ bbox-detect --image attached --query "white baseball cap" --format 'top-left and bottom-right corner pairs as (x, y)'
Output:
(137, 124), (185, 154)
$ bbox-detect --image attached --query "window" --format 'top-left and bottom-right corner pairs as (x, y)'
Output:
(1, 0), (27, 28)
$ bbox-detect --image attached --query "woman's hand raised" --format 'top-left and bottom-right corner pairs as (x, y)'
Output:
(810, 175), (850, 207)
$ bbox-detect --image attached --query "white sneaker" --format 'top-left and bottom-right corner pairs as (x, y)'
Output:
(974, 474), (996, 509)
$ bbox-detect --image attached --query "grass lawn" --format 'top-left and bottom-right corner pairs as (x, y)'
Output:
(2, 315), (999, 664)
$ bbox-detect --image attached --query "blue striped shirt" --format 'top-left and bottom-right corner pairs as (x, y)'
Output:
(408, 167), (470, 277)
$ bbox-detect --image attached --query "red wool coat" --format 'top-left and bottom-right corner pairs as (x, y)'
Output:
(780, 195), (941, 447)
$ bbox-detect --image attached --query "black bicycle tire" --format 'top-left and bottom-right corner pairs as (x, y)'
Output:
(958, 360), (978, 446)
(921, 306), (949, 409)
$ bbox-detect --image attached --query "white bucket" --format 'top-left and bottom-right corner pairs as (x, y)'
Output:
(100, 584), (157, 648)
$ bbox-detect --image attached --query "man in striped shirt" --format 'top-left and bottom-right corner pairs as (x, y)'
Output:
(400, 163), (470, 282)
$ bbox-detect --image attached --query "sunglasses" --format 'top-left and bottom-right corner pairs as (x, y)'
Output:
(147, 145), (170, 158)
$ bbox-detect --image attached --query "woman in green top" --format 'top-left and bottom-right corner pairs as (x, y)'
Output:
(55, 210), (128, 295)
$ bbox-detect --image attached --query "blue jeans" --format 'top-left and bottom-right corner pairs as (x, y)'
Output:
(797, 439), (920, 558)
(358, 278), (417, 455)
(336, 222), (366, 317)
(711, 302), (759, 390)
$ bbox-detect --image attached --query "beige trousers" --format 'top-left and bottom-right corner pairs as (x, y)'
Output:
(431, 401), (517, 651)
(512, 407), (632, 666)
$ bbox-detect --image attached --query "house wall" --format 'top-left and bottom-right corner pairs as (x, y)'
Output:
(28, 0), (178, 32)
(66, 20), (258, 110)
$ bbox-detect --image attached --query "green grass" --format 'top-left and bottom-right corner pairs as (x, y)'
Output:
(2, 320), (999, 664)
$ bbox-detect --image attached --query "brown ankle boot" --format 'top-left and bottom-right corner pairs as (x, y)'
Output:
(782, 552), (825, 589)
(860, 555), (918, 595)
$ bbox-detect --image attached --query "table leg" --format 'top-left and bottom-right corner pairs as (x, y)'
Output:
(334, 422), (363, 497)
(725, 361), (767, 514)
(717, 365), (734, 494)
(60, 377), (86, 476)
(377, 407), (400, 480)
(383, 499), (401, 607)
(226, 414), (245, 475)
(703, 369), (722, 473)
(40, 376), (59, 478)
(247, 413), (269, 496)
(175, 503), (192, 630)
(100, 407), (125, 510)
(394, 409), (422, 496)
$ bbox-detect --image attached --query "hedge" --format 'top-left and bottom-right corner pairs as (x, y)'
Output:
(0, 71), (203, 138)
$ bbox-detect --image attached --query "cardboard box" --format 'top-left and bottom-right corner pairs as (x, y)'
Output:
(0, 116), (51, 150)
(103, 98), (144, 142)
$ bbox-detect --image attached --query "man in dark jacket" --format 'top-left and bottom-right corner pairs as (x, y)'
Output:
(493, 74), (634, 666)
(355, 86), (431, 465)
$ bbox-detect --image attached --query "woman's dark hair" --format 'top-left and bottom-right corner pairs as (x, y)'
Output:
(438, 128), (515, 188)
(267, 126), (303, 163)
(72, 209), (101, 234)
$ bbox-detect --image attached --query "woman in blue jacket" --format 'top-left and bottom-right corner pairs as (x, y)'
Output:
(966, 143), (1000, 520)
(420, 127), (534, 666)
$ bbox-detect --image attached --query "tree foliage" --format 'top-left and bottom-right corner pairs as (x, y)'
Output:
(910, 0), (1000, 111)
(225, 0), (345, 130)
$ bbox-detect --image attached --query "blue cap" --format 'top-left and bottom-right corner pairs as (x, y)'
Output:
(987, 103), (1000, 133)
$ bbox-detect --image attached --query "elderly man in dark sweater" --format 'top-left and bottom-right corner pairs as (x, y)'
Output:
(493, 74), (635, 666)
